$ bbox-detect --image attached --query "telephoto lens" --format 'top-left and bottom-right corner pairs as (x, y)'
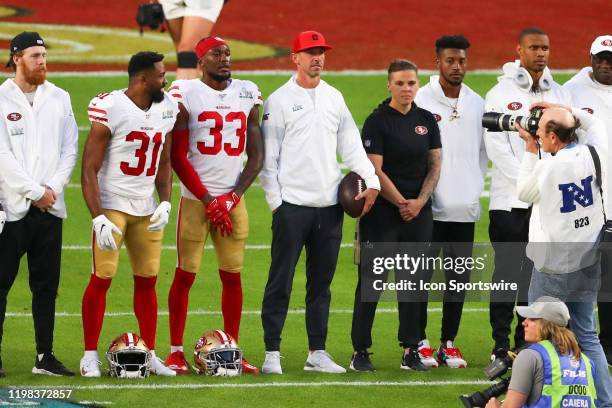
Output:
(459, 378), (510, 408)
(481, 112), (526, 132)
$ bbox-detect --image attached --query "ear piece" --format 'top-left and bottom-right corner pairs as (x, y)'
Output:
(514, 67), (533, 91)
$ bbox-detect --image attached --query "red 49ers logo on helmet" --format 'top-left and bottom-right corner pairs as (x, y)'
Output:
(432, 113), (442, 122)
(507, 102), (522, 111)
(582, 107), (594, 114)
(415, 126), (429, 135)
(602, 39), (612, 46)
(7, 112), (22, 121)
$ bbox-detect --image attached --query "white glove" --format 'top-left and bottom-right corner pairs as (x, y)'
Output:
(0, 210), (6, 235)
(148, 201), (171, 232)
(92, 214), (122, 251)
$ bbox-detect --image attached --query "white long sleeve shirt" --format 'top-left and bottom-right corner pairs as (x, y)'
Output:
(415, 75), (487, 222)
(484, 61), (572, 211)
(260, 76), (380, 211)
(564, 67), (612, 214)
(0, 79), (78, 221)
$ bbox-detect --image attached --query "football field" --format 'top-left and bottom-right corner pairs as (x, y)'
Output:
(0, 72), (584, 407)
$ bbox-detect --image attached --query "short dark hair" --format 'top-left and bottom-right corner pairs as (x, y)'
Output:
(518, 27), (547, 43)
(128, 51), (164, 78)
(545, 117), (579, 143)
(435, 35), (470, 55)
(387, 59), (418, 79)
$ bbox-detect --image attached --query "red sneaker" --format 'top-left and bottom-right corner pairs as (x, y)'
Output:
(165, 350), (190, 374)
(241, 357), (260, 374)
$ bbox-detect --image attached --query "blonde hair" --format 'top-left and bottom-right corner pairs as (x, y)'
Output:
(537, 319), (581, 360)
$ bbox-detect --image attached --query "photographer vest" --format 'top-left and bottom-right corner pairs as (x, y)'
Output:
(523, 340), (596, 408)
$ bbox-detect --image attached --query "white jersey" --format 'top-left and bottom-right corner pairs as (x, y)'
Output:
(168, 78), (262, 198)
(87, 90), (178, 215)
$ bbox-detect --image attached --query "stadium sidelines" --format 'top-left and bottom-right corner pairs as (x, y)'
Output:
(6, 380), (493, 390)
(4, 308), (488, 318)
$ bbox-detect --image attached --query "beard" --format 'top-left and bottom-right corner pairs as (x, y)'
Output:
(151, 88), (165, 103)
(209, 71), (231, 82)
(22, 64), (46, 85)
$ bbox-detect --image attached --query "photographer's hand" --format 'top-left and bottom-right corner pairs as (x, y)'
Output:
(516, 124), (539, 154)
(485, 397), (502, 408)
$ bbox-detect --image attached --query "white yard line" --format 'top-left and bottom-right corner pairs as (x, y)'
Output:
(5, 308), (488, 318)
(6, 380), (493, 390)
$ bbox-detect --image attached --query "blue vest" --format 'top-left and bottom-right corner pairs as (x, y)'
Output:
(523, 340), (597, 408)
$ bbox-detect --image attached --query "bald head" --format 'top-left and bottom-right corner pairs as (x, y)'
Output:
(540, 108), (578, 146)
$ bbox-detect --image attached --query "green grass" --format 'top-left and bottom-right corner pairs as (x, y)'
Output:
(0, 73), (582, 407)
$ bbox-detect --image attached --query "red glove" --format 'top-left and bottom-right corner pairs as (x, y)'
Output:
(210, 212), (233, 237)
(206, 192), (240, 223)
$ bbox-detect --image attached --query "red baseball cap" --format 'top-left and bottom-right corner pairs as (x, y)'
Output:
(292, 31), (332, 53)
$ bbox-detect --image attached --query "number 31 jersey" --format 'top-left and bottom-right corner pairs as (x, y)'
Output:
(87, 90), (178, 204)
(168, 78), (262, 198)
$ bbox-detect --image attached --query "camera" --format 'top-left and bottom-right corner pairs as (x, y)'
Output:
(459, 349), (518, 408)
(482, 107), (544, 135)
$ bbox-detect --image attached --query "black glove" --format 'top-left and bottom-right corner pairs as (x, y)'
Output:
(136, 3), (165, 35)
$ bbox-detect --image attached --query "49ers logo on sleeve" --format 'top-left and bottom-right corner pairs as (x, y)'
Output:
(507, 102), (522, 111)
(432, 113), (442, 122)
(7, 112), (22, 121)
(582, 107), (594, 114)
(415, 126), (429, 135)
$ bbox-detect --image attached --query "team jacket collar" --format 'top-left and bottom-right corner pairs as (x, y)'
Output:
(427, 74), (473, 110)
(1, 78), (54, 109)
(567, 67), (612, 92)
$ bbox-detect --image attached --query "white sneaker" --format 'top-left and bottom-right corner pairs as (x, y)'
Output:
(79, 356), (101, 378)
(418, 340), (439, 368)
(304, 350), (346, 373)
(150, 356), (177, 376)
(262, 351), (282, 374)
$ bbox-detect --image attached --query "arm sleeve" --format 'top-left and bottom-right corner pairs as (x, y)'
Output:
(46, 94), (78, 195)
(0, 118), (45, 201)
(479, 127), (489, 181)
(170, 127), (208, 200)
(259, 96), (286, 210)
(337, 100), (380, 190)
(428, 114), (442, 149)
(361, 114), (384, 155)
(517, 152), (541, 204)
(483, 97), (522, 181)
(508, 350), (540, 399)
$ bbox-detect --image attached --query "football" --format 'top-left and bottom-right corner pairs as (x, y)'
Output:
(338, 171), (366, 218)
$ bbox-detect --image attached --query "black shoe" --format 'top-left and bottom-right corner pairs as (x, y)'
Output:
(32, 353), (75, 376)
(490, 347), (509, 362)
(400, 348), (430, 371)
(350, 350), (375, 372)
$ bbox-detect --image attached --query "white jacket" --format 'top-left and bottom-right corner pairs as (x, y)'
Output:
(484, 61), (572, 211)
(564, 67), (612, 215)
(518, 142), (605, 274)
(260, 76), (380, 210)
(415, 75), (487, 222)
(0, 79), (78, 221)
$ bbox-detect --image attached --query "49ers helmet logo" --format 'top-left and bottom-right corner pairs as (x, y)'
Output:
(432, 113), (442, 122)
(7, 112), (22, 121)
(507, 102), (522, 111)
(415, 126), (428, 135)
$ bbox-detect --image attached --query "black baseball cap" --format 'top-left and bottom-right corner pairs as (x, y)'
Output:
(6, 32), (46, 67)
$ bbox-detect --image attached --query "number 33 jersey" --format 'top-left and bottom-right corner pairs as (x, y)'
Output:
(87, 91), (178, 212)
(168, 78), (262, 199)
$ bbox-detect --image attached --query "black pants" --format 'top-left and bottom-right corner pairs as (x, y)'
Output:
(0, 207), (62, 355)
(261, 202), (343, 351)
(420, 221), (475, 343)
(488, 208), (532, 350)
(599, 252), (612, 350)
(351, 202), (433, 351)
